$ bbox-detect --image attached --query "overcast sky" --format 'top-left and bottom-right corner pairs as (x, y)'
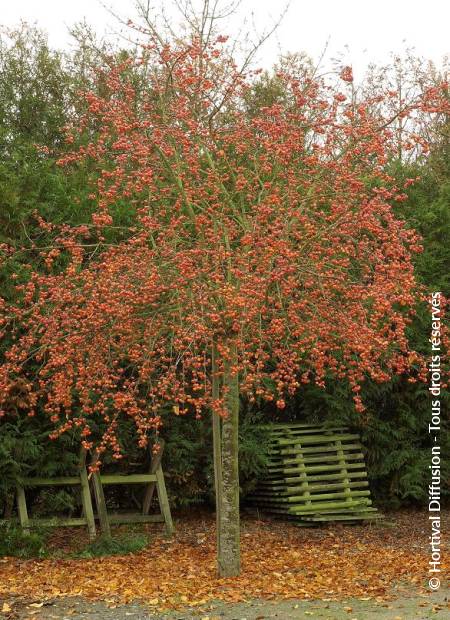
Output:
(1, 0), (449, 77)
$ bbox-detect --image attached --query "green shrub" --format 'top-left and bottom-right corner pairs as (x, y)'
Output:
(0, 415), (82, 518)
(77, 533), (149, 558)
(0, 523), (47, 558)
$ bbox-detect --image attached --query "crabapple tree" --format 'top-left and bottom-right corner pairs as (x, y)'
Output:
(0, 35), (447, 576)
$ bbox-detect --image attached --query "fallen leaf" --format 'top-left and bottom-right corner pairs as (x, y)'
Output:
(0, 512), (440, 612)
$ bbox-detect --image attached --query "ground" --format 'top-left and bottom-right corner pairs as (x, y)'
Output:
(0, 510), (448, 619)
(1, 590), (449, 620)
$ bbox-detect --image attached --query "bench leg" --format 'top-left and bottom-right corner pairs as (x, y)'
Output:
(143, 440), (164, 514)
(91, 471), (111, 539)
(79, 469), (96, 541)
(156, 466), (174, 536)
(142, 481), (156, 515)
(16, 486), (30, 535)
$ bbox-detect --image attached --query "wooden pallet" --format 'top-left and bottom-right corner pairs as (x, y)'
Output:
(247, 424), (382, 525)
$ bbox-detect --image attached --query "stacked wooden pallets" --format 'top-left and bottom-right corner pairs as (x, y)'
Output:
(247, 423), (382, 525)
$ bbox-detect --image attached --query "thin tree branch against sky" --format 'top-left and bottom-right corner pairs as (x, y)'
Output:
(1, 0), (449, 76)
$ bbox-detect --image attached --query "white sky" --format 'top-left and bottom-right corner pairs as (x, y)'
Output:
(1, 0), (449, 77)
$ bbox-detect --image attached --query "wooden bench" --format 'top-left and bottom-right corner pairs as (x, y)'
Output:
(91, 439), (174, 537)
(15, 448), (96, 540)
(7, 441), (173, 540)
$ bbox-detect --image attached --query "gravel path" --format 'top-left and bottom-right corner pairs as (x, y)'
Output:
(2, 587), (449, 620)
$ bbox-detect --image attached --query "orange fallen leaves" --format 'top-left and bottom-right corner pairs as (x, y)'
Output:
(0, 513), (446, 612)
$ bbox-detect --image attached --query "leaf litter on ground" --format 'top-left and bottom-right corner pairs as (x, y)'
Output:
(0, 510), (447, 613)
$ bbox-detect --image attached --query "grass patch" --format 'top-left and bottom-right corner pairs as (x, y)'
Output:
(0, 523), (48, 558)
(76, 532), (149, 558)
(0, 523), (150, 559)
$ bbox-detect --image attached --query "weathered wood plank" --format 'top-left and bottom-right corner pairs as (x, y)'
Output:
(79, 449), (97, 540)
(98, 474), (158, 485)
(254, 480), (369, 494)
(260, 471), (368, 486)
(269, 443), (362, 458)
(25, 517), (90, 527)
(91, 470), (111, 538)
(156, 466), (174, 535)
(268, 462), (366, 475)
(107, 513), (165, 524)
(276, 452), (365, 463)
(142, 439), (165, 515)
(274, 434), (360, 446)
(21, 477), (81, 486)
(16, 485), (30, 535)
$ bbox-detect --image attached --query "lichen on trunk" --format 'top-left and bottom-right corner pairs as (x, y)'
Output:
(212, 343), (240, 578)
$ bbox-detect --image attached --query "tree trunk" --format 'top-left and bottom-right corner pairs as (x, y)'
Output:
(216, 343), (240, 577)
(211, 344), (223, 566)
